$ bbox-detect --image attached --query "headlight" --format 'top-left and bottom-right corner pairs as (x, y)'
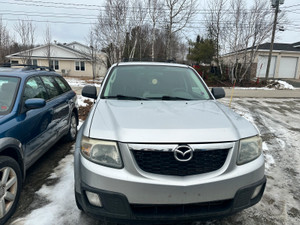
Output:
(237, 136), (262, 165)
(81, 136), (123, 168)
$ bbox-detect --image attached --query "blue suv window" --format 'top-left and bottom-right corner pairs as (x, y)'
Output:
(54, 76), (71, 93)
(41, 76), (61, 99)
(24, 77), (48, 101)
(0, 76), (20, 114)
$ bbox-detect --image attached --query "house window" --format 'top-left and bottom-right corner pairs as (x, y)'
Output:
(11, 60), (19, 64)
(32, 59), (38, 66)
(75, 61), (85, 71)
(50, 60), (59, 70)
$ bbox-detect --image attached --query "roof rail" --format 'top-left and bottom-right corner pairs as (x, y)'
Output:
(10, 64), (55, 71)
(0, 63), (12, 67)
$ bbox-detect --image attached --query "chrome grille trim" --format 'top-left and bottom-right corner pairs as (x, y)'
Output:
(128, 142), (235, 152)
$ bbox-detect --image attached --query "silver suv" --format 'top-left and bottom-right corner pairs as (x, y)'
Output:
(74, 62), (266, 223)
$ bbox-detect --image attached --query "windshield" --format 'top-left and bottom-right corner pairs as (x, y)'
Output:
(0, 76), (20, 115)
(102, 65), (212, 100)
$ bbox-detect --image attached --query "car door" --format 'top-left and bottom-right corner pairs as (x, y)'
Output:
(40, 75), (70, 138)
(18, 75), (56, 168)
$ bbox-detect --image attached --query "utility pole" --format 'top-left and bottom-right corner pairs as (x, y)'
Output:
(265, 0), (284, 82)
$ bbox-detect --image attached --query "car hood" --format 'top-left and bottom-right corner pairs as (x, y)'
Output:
(86, 100), (258, 143)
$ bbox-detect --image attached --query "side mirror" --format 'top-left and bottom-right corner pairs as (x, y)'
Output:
(211, 87), (225, 99)
(25, 98), (46, 110)
(82, 85), (97, 99)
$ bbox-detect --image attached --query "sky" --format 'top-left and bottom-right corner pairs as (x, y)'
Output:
(0, 0), (299, 46)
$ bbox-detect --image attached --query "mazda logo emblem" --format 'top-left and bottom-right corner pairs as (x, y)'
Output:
(174, 145), (193, 162)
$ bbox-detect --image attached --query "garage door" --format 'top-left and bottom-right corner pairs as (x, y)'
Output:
(256, 56), (277, 78)
(278, 57), (298, 78)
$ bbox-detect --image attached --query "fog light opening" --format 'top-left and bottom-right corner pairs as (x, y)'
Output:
(86, 191), (102, 207)
(251, 185), (262, 199)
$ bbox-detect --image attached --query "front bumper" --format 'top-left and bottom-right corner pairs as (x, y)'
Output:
(76, 176), (266, 223)
(74, 138), (266, 223)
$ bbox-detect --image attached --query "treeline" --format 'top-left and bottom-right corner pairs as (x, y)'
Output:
(1, 0), (285, 83)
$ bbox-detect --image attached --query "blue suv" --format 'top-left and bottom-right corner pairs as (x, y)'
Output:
(0, 65), (78, 223)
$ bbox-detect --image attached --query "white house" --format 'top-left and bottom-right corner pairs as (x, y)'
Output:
(6, 41), (107, 78)
(221, 42), (300, 80)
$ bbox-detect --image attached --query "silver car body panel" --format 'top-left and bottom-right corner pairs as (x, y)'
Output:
(84, 100), (258, 143)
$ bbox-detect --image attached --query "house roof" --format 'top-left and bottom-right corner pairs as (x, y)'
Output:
(254, 42), (300, 52)
(223, 41), (300, 58)
(6, 42), (94, 60)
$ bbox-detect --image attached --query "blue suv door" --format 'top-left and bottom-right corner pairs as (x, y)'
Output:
(40, 76), (71, 138)
(19, 76), (56, 167)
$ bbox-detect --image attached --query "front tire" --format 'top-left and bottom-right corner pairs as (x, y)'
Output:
(65, 112), (78, 142)
(0, 156), (22, 224)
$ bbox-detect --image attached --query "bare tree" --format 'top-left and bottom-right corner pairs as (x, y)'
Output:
(223, 0), (276, 82)
(94, 0), (129, 64)
(44, 24), (52, 67)
(227, 0), (247, 81)
(86, 30), (108, 79)
(0, 17), (12, 63)
(128, 0), (147, 60)
(147, 0), (164, 61)
(237, 0), (274, 81)
(206, 0), (227, 74)
(164, 0), (197, 60)
(14, 19), (36, 64)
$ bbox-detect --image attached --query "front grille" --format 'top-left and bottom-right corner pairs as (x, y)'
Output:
(132, 149), (229, 176)
(131, 200), (232, 218)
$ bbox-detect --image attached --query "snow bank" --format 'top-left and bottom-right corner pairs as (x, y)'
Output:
(11, 151), (81, 225)
(65, 77), (101, 88)
(77, 95), (91, 107)
(267, 80), (295, 90)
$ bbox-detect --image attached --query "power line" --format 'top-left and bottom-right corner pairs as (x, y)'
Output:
(1, 0), (288, 14)
(0, 1), (101, 11)
(14, 0), (103, 8)
(0, 12), (98, 20)
(0, 9), (98, 17)
(1, 17), (96, 25)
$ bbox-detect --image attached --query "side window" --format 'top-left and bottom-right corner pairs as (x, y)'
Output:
(41, 76), (61, 99)
(75, 61), (85, 71)
(54, 76), (71, 93)
(24, 77), (48, 101)
(50, 60), (59, 70)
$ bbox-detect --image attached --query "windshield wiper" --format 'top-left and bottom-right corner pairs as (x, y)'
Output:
(162, 96), (192, 100)
(103, 95), (148, 100)
(147, 96), (192, 101)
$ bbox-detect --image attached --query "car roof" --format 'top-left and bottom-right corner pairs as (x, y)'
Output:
(0, 67), (59, 78)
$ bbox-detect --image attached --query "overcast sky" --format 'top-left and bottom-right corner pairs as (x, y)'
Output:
(1, 0), (299, 46)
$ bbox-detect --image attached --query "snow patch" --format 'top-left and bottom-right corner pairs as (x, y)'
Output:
(276, 138), (286, 149)
(262, 142), (269, 151)
(11, 152), (80, 225)
(77, 95), (91, 107)
(262, 142), (275, 170)
(65, 77), (101, 88)
(267, 80), (295, 90)
(78, 119), (84, 130)
(64, 78), (86, 87)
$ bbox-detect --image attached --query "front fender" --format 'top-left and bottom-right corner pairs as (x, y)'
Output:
(0, 137), (25, 180)
(74, 124), (84, 193)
